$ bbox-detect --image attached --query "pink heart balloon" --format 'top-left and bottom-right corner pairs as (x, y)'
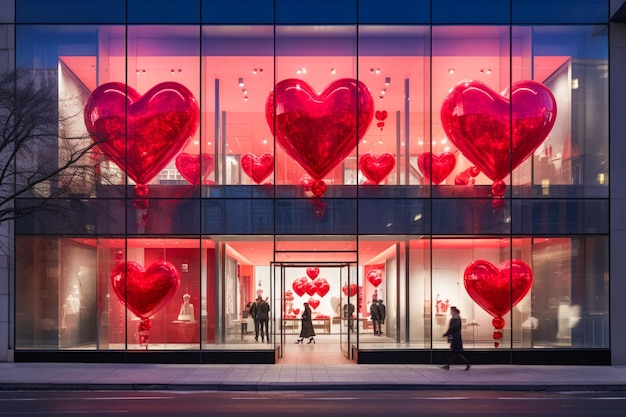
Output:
(417, 152), (456, 185)
(175, 153), (214, 186)
(241, 153), (274, 184)
(266, 78), (375, 180)
(375, 110), (388, 121)
(313, 277), (330, 297)
(359, 153), (396, 185)
(463, 259), (533, 318)
(84, 82), (199, 185)
(110, 261), (180, 319)
(308, 298), (320, 310)
(306, 267), (320, 280)
(441, 80), (556, 182)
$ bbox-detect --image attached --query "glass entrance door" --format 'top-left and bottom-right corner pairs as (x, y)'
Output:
(339, 263), (357, 359)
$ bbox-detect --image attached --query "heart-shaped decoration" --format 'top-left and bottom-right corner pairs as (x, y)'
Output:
(292, 308), (300, 315)
(84, 82), (199, 185)
(417, 152), (456, 185)
(304, 280), (318, 297)
(441, 80), (556, 182)
(313, 277), (330, 297)
(367, 269), (383, 288)
(375, 110), (388, 121)
(308, 298), (320, 310)
(463, 259), (534, 318)
(292, 276), (308, 297)
(241, 153), (274, 184)
(110, 260), (180, 319)
(342, 283), (357, 297)
(175, 153), (214, 186)
(306, 267), (320, 280)
(359, 153), (396, 185)
(266, 78), (375, 180)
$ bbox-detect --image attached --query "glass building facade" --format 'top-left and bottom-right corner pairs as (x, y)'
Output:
(1, 0), (621, 364)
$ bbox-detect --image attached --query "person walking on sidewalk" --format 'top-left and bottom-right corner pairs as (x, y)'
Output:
(295, 302), (316, 344)
(442, 306), (470, 370)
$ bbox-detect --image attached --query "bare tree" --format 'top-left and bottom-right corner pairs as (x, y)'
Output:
(0, 68), (100, 228)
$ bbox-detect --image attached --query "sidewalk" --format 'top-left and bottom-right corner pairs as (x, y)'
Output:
(1, 363), (626, 392)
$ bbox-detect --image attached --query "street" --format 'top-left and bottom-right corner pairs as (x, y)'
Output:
(1, 390), (625, 416)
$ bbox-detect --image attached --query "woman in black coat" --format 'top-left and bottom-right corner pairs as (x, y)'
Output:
(442, 306), (470, 370)
(296, 302), (316, 344)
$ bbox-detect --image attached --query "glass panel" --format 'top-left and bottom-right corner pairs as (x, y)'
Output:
(358, 26), (430, 187)
(16, 0), (125, 23)
(201, 25), (274, 186)
(432, 0), (510, 24)
(276, 0), (357, 24)
(128, 0), (200, 23)
(358, 0), (429, 24)
(408, 238), (431, 348)
(202, 0), (274, 24)
(513, 0), (608, 24)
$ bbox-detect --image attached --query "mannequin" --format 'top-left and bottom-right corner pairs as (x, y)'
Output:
(61, 285), (81, 346)
(177, 294), (195, 322)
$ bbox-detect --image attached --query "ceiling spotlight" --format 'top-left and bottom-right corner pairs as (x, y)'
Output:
(376, 68), (381, 74)
(448, 68), (455, 74)
(238, 77), (244, 87)
(486, 69), (492, 75)
(385, 77), (390, 85)
(171, 69), (175, 75)
(178, 69), (182, 74)
(252, 68), (257, 74)
(242, 89), (248, 94)
(330, 68), (336, 74)
(244, 96), (248, 101)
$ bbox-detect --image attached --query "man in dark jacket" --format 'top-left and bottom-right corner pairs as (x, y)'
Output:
(370, 299), (382, 335)
(377, 299), (386, 335)
(255, 297), (271, 342)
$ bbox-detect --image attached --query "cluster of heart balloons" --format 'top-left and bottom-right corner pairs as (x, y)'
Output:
(463, 259), (534, 348)
(291, 268), (330, 310)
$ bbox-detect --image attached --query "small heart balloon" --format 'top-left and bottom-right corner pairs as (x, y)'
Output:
(304, 280), (318, 297)
(463, 259), (534, 318)
(441, 79), (556, 182)
(84, 82), (199, 185)
(308, 298), (320, 310)
(175, 153), (214, 186)
(266, 78), (374, 180)
(306, 267), (320, 280)
(241, 153), (274, 184)
(359, 153), (396, 185)
(110, 260), (180, 319)
(293, 308), (300, 315)
(417, 152), (457, 185)
(313, 277), (330, 297)
(375, 110), (388, 121)
(292, 276), (308, 297)
(342, 283), (357, 297)
(367, 269), (383, 288)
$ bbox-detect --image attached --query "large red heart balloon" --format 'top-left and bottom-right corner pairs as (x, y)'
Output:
(441, 80), (556, 182)
(266, 78), (375, 180)
(84, 82), (199, 185)
(359, 153), (396, 185)
(342, 283), (357, 297)
(308, 298), (320, 310)
(292, 276), (308, 297)
(175, 153), (214, 186)
(313, 277), (330, 297)
(463, 259), (534, 318)
(110, 260), (180, 319)
(367, 269), (383, 288)
(306, 267), (320, 280)
(417, 152), (456, 185)
(241, 153), (274, 184)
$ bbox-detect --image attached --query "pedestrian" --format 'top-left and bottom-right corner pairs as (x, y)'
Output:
(256, 297), (270, 342)
(442, 306), (470, 370)
(377, 299), (386, 335)
(370, 299), (382, 335)
(295, 302), (316, 344)
(250, 297), (259, 341)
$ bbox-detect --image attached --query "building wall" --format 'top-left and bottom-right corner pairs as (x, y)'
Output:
(2, 0), (618, 364)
